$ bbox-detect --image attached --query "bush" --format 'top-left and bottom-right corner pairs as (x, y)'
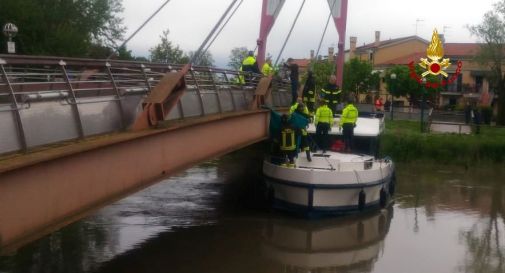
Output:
(380, 120), (505, 164)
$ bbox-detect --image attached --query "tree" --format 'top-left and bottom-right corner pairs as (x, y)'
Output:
(343, 58), (380, 96)
(384, 65), (442, 106)
(186, 50), (215, 67)
(468, 0), (505, 125)
(228, 47), (248, 70)
(149, 30), (186, 64)
(0, 0), (125, 57)
(306, 60), (335, 92)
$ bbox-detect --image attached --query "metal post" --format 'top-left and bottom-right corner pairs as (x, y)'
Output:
(60, 60), (85, 138)
(208, 68), (223, 113)
(190, 68), (205, 116)
(105, 62), (126, 130)
(140, 64), (152, 93)
(0, 60), (27, 151)
(390, 94), (394, 121)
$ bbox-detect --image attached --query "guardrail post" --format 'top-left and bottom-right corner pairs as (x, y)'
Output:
(105, 62), (126, 130)
(60, 60), (85, 138)
(0, 59), (28, 151)
(140, 64), (153, 93)
(190, 67), (205, 116)
(208, 68), (223, 113)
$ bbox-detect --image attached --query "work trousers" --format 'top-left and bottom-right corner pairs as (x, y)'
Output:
(342, 123), (355, 152)
(316, 122), (330, 152)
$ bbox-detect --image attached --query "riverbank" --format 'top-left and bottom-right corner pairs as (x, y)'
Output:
(380, 120), (505, 164)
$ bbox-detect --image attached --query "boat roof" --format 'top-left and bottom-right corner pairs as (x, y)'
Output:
(307, 116), (384, 137)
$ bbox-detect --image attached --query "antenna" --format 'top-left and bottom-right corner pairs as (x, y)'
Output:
(415, 18), (424, 35)
(443, 25), (451, 34)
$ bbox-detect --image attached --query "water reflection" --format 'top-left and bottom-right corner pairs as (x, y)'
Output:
(262, 208), (393, 273)
(393, 164), (505, 273)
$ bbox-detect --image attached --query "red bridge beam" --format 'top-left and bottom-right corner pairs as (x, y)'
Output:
(0, 110), (269, 253)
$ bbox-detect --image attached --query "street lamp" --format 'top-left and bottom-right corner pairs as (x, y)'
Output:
(390, 73), (397, 121)
(3, 23), (18, 54)
(420, 77), (427, 132)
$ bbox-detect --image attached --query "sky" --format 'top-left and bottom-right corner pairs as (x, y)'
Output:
(121, 0), (499, 67)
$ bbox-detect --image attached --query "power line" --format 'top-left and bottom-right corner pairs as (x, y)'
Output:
(199, 0), (244, 62)
(190, 0), (239, 66)
(274, 0), (306, 66)
(315, 0), (337, 61)
(107, 0), (171, 59)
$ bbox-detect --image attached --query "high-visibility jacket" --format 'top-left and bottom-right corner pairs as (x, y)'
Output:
(241, 56), (259, 73)
(242, 56), (256, 66)
(289, 102), (309, 116)
(315, 105), (333, 125)
(340, 104), (359, 127)
(262, 63), (273, 76)
(236, 67), (245, 84)
(280, 127), (296, 151)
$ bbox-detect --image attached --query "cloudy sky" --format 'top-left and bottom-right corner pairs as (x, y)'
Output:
(121, 0), (498, 67)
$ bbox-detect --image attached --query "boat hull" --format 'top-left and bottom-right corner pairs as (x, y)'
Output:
(263, 159), (395, 216)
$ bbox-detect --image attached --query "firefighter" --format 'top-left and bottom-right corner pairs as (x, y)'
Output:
(321, 75), (341, 113)
(239, 51), (260, 85)
(315, 99), (333, 153)
(302, 70), (316, 114)
(289, 97), (310, 116)
(339, 97), (359, 153)
(293, 103), (312, 161)
(279, 114), (297, 167)
(262, 57), (274, 76)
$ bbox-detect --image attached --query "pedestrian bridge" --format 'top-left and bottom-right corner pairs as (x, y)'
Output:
(0, 55), (291, 252)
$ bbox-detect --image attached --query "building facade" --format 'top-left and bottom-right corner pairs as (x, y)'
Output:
(347, 31), (492, 108)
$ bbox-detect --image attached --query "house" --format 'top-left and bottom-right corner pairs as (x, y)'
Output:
(346, 31), (492, 108)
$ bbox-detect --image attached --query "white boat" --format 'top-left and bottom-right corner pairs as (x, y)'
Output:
(263, 112), (395, 216)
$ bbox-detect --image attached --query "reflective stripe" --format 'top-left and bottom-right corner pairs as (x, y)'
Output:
(280, 128), (296, 151)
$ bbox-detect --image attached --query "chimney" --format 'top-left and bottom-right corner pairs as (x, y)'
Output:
(328, 47), (335, 62)
(374, 31), (381, 47)
(350, 36), (357, 58)
(310, 49), (315, 60)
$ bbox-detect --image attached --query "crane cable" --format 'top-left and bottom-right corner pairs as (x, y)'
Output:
(190, 0), (239, 66)
(274, 0), (306, 66)
(199, 0), (244, 63)
(107, 0), (171, 60)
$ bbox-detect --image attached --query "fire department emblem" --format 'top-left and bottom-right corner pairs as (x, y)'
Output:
(419, 29), (450, 77)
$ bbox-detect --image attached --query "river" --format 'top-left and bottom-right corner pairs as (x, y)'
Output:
(1, 145), (505, 273)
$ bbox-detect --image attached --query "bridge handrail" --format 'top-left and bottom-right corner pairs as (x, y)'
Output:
(0, 55), (291, 155)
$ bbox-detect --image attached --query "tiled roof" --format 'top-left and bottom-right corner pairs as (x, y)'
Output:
(374, 43), (483, 65)
(355, 35), (428, 51)
(444, 43), (482, 56)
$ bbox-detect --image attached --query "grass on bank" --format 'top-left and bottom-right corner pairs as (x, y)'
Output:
(380, 120), (505, 164)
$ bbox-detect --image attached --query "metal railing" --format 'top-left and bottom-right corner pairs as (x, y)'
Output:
(0, 55), (291, 155)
